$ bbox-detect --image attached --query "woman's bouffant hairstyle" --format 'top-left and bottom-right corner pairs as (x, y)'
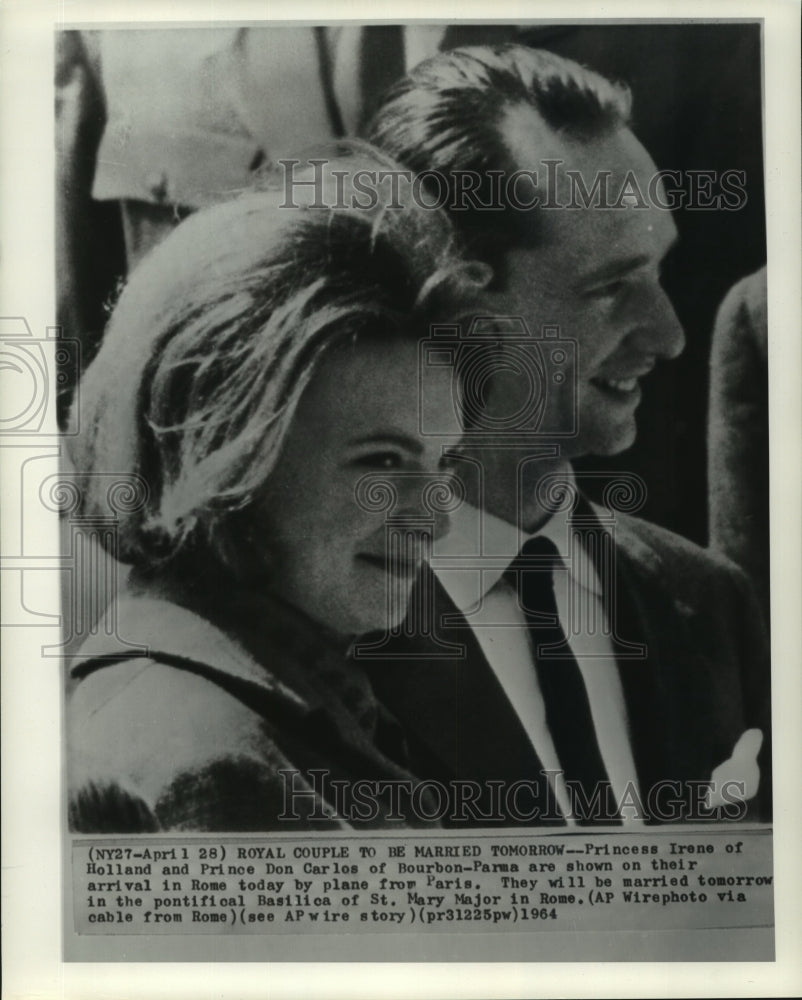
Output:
(68, 143), (489, 571)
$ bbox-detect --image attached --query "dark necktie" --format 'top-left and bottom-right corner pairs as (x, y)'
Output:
(506, 536), (620, 824)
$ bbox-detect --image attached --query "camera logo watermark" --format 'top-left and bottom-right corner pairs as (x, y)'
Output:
(0, 318), (79, 435)
(419, 317), (578, 441)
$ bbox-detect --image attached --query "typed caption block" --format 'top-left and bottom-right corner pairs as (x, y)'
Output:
(72, 826), (772, 935)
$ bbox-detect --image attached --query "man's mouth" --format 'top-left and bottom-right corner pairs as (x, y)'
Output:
(593, 376), (639, 393)
(590, 366), (653, 399)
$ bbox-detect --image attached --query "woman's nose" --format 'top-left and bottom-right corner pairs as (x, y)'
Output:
(391, 471), (457, 541)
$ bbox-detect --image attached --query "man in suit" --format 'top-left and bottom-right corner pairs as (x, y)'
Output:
(359, 44), (770, 826)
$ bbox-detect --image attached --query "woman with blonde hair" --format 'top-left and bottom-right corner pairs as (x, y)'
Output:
(67, 146), (486, 832)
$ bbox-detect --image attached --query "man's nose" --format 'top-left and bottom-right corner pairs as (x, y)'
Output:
(630, 284), (686, 360)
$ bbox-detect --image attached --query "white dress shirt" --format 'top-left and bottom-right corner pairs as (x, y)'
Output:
(432, 476), (642, 823)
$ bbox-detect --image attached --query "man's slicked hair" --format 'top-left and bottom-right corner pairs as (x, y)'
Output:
(366, 44), (632, 260)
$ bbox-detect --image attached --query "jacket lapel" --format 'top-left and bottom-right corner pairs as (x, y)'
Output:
(610, 541), (678, 796)
(604, 514), (724, 798)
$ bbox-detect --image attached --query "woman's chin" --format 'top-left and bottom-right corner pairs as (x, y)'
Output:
(352, 589), (414, 637)
(301, 568), (416, 638)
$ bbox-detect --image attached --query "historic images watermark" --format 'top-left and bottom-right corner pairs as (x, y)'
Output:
(278, 769), (755, 825)
(279, 158), (748, 213)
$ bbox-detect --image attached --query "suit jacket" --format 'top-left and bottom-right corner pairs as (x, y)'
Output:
(67, 591), (437, 833)
(358, 504), (771, 826)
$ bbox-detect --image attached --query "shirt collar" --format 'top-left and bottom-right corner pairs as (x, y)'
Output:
(432, 468), (607, 612)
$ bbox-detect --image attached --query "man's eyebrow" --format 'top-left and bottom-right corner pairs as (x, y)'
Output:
(576, 234), (679, 288)
(576, 253), (652, 287)
(348, 432), (424, 454)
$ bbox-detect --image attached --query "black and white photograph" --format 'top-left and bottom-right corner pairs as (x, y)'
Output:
(2, 1), (801, 996)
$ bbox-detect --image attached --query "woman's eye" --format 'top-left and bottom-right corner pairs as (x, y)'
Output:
(353, 452), (404, 470)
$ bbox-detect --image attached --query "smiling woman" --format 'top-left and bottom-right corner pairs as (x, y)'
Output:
(253, 336), (457, 638)
(65, 144), (486, 833)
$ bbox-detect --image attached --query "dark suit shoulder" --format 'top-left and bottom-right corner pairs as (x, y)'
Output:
(612, 510), (751, 589)
(607, 509), (768, 678)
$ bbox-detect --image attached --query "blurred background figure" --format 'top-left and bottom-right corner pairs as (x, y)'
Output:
(55, 24), (495, 395)
(707, 265), (769, 622)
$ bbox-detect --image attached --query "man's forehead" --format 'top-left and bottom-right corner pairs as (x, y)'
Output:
(501, 104), (655, 184)
(501, 102), (574, 166)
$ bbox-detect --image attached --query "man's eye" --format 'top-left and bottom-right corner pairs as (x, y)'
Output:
(353, 452), (404, 470)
